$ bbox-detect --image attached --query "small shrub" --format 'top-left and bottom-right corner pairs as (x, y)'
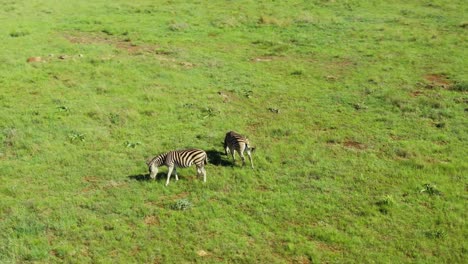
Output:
(376, 195), (394, 214)
(10, 31), (29, 37)
(57, 106), (70, 112)
(291, 70), (304, 76)
(182, 103), (195, 108)
(376, 195), (394, 207)
(459, 22), (468, 28)
(211, 17), (240, 28)
(353, 103), (368, 110)
(125, 141), (141, 148)
(2, 128), (17, 147)
(154, 48), (176, 55)
(450, 81), (468, 92)
(268, 107), (280, 114)
(168, 22), (189, 32)
(294, 14), (315, 25)
(268, 44), (290, 55)
(271, 128), (291, 137)
(395, 148), (411, 159)
(424, 229), (445, 239)
(258, 15), (290, 26)
(101, 29), (114, 35)
(201, 107), (219, 118)
(242, 89), (253, 99)
(109, 113), (121, 125)
(68, 132), (85, 143)
(171, 199), (192, 211)
(420, 183), (442, 196)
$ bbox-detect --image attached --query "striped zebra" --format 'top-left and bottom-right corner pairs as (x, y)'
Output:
(224, 131), (255, 168)
(147, 149), (208, 186)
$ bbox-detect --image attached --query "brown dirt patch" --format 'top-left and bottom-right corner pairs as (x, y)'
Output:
(27, 57), (42, 63)
(145, 192), (189, 207)
(144, 215), (160, 226)
(64, 33), (156, 55)
(83, 176), (99, 183)
(257, 184), (271, 192)
(217, 90), (239, 103)
(343, 140), (366, 150)
(250, 56), (275, 62)
(424, 74), (452, 89)
(65, 32), (196, 68)
(329, 59), (354, 68)
(315, 241), (342, 253)
(291, 256), (312, 264)
(410, 90), (424, 97)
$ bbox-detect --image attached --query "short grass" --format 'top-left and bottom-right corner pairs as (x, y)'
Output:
(0, 0), (467, 263)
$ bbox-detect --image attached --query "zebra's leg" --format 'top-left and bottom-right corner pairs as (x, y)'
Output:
(225, 146), (230, 156)
(174, 168), (179, 181)
(166, 166), (174, 186)
(201, 167), (207, 182)
(239, 145), (246, 167)
(240, 152), (246, 167)
(246, 149), (254, 169)
(231, 150), (236, 163)
(196, 167), (201, 177)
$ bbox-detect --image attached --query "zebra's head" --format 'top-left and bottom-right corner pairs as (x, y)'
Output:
(149, 163), (158, 179)
(147, 153), (166, 179)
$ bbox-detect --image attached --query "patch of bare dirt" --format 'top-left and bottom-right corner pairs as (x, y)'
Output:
(83, 176), (99, 183)
(291, 256), (312, 264)
(256, 184), (271, 192)
(179, 61), (195, 68)
(322, 58), (356, 80)
(144, 215), (160, 226)
(315, 241), (342, 253)
(329, 59), (354, 68)
(410, 90), (424, 97)
(65, 32), (196, 68)
(145, 192), (189, 207)
(250, 56), (274, 62)
(424, 74), (452, 89)
(65, 33), (154, 54)
(343, 140), (366, 150)
(27, 57), (42, 63)
(217, 90), (239, 103)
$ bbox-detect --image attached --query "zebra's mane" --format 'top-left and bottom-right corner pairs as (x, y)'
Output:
(147, 152), (167, 167)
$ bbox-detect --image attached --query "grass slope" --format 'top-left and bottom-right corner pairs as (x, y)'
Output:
(0, 0), (466, 263)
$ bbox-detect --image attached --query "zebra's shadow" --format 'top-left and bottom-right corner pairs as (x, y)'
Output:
(206, 149), (232, 167)
(127, 173), (167, 182)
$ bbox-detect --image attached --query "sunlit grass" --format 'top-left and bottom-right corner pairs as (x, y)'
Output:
(0, 0), (466, 263)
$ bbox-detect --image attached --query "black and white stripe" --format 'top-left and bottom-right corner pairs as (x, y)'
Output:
(147, 149), (208, 186)
(224, 131), (255, 168)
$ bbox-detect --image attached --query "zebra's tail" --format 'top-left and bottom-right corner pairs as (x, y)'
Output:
(204, 154), (209, 165)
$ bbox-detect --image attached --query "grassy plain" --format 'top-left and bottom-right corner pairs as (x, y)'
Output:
(0, 0), (466, 263)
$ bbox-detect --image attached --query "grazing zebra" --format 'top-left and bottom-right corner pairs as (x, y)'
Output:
(147, 149), (208, 186)
(224, 131), (255, 168)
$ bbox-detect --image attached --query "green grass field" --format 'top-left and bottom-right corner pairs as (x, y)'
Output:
(0, 0), (466, 263)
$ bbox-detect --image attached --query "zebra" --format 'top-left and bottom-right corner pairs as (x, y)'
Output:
(146, 149), (208, 186)
(224, 131), (255, 168)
